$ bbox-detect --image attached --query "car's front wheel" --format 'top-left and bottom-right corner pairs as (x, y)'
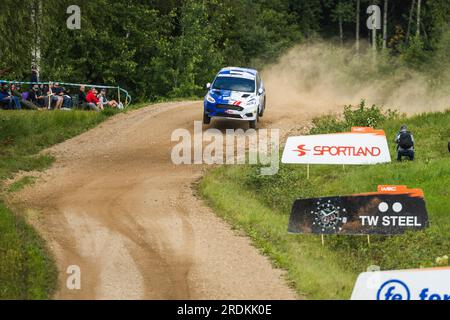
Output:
(203, 113), (211, 125)
(249, 115), (258, 129)
(258, 97), (266, 117)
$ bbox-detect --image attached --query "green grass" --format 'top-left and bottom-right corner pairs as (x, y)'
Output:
(0, 104), (151, 299)
(199, 169), (356, 299)
(199, 108), (450, 300)
(6, 176), (37, 193)
(0, 203), (57, 299)
(0, 110), (122, 180)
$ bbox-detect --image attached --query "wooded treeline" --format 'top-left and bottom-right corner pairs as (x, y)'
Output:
(1, 0), (449, 101)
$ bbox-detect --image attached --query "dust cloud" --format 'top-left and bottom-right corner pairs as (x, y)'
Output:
(262, 42), (450, 117)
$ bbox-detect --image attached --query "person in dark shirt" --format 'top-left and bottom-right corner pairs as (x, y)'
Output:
(78, 85), (87, 104)
(395, 125), (415, 161)
(11, 84), (38, 110)
(29, 85), (46, 108)
(0, 82), (21, 109)
(49, 82), (64, 109)
(52, 82), (63, 95)
(62, 86), (72, 108)
(31, 66), (39, 84)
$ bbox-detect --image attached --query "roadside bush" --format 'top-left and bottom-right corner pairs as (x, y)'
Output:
(310, 100), (399, 134)
(400, 36), (429, 69)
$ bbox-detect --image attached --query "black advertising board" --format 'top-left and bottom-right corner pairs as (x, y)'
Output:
(288, 186), (429, 235)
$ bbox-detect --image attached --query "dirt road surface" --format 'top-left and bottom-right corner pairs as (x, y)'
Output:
(16, 100), (308, 300)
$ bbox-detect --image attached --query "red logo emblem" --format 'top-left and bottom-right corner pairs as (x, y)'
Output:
(293, 144), (310, 157)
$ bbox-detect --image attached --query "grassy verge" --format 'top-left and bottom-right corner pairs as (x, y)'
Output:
(199, 106), (450, 299)
(0, 202), (57, 299)
(0, 103), (150, 299)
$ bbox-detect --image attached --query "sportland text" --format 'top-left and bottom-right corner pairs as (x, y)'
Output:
(171, 121), (280, 176)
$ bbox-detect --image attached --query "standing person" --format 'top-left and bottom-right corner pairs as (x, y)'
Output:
(86, 87), (102, 110)
(0, 82), (21, 110)
(31, 65), (39, 84)
(395, 125), (415, 161)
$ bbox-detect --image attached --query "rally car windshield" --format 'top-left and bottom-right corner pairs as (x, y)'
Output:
(212, 76), (256, 93)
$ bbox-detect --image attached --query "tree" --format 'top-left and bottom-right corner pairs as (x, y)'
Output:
(167, 0), (224, 97)
(382, 0), (389, 50)
(356, 0), (361, 53)
(416, 0), (422, 37)
(1, 0), (450, 102)
(405, 0), (416, 43)
(0, 0), (38, 80)
(288, 0), (323, 38)
(331, 1), (354, 45)
(31, 0), (43, 73)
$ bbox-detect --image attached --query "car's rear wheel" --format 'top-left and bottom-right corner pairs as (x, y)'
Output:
(203, 113), (211, 125)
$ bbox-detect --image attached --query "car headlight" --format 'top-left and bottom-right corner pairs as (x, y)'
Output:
(206, 93), (216, 104)
(246, 98), (257, 106)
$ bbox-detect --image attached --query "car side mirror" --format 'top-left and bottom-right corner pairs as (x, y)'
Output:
(206, 83), (211, 89)
(258, 88), (264, 95)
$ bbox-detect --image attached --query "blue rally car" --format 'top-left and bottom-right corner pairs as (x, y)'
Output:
(203, 67), (266, 129)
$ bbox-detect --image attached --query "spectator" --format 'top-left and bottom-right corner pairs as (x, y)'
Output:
(78, 85), (98, 111)
(42, 84), (53, 109)
(50, 82), (65, 110)
(395, 125), (415, 161)
(86, 87), (103, 110)
(0, 82), (21, 110)
(29, 85), (46, 109)
(61, 86), (73, 109)
(0, 82), (8, 108)
(52, 82), (64, 110)
(98, 89), (119, 108)
(31, 65), (39, 84)
(11, 84), (38, 110)
(78, 85), (87, 108)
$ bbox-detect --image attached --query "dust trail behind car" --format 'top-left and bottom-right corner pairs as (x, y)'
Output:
(262, 42), (450, 117)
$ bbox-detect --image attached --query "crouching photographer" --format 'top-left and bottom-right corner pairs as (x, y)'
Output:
(395, 125), (415, 161)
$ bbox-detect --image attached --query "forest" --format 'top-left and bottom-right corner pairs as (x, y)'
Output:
(1, 0), (449, 101)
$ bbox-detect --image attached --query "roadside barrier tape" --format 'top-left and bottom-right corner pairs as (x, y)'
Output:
(0, 79), (132, 106)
